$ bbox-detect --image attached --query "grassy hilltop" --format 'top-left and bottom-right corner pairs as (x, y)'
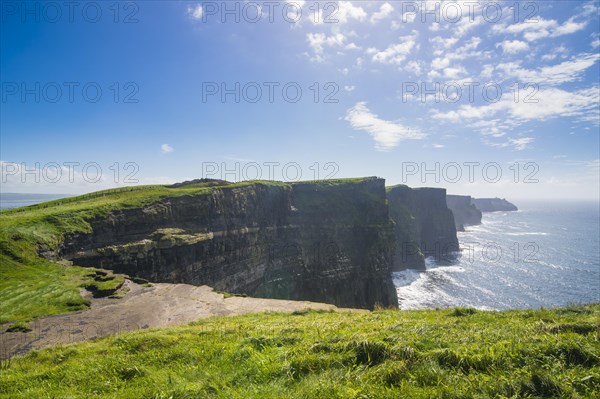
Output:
(1, 306), (599, 398)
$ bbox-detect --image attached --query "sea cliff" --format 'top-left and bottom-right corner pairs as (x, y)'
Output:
(472, 198), (518, 212)
(386, 185), (459, 270)
(446, 194), (482, 231)
(58, 178), (399, 309)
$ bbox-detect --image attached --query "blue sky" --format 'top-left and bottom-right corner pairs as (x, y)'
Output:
(1, 0), (599, 199)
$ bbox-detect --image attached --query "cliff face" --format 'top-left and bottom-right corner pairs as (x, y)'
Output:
(472, 198), (518, 212)
(59, 178), (398, 309)
(446, 195), (482, 231)
(385, 185), (425, 270)
(386, 186), (459, 271)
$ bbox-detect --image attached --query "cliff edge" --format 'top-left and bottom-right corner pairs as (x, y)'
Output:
(58, 178), (399, 309)
(446, 195), (482, 231)
(386, 185), (459, 270)
(472, 198), (518, 212)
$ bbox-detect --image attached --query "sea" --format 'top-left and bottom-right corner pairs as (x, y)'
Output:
(394, 200), (600, 310)
(0, 193), (73, 210)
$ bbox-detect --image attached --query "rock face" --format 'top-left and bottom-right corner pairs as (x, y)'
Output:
(472, 198), (518, 212)
(446, 195), (482, 231)
(59, 178), (398, 310)
(386, 186), (459, 270)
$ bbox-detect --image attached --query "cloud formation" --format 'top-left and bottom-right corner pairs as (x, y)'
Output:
(345, 102), (426, 151)
(161, 144), (174, 154)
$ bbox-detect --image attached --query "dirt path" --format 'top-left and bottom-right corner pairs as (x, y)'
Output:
(1, 280), (360, 360)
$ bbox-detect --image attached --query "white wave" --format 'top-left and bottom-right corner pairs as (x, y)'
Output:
(505, 232), (549, 236)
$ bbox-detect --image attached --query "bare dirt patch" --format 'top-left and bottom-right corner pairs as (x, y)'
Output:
(1, 279), (359, 359)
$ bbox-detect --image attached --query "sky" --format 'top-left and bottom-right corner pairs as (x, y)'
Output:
(1, 0), (599, 200)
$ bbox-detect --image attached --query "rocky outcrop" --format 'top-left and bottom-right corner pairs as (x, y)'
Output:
(59, 178), (398, 310)
(386, 186), (459, 270)
(472, 198), (518, 212)
(446, 195), (482, 231)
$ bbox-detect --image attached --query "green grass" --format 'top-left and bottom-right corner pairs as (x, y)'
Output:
(1, 305), (599, 398)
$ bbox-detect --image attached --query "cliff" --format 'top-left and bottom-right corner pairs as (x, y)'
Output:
(386, 185), (459, 270)
(446, 195), (482, 231)
(58, 178), (398, 309)
(472, 198), (518, 212)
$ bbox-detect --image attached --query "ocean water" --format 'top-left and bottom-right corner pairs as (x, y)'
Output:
(394, 200), (600, 310)
(0, 193), (72, 210)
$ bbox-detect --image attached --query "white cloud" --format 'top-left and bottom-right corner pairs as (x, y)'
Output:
(497, 53), (600, 85)
(344, 85), (356, 92)
(431, 56), (450, 70)
(541, 45), (568, 61)
(432, 144), (445, 148)
(306, 32), (347, 62)
(336, 1), (368, 24)
(404, 60), (423, 75)
(371, 2), (394, 23)
(428, 36), (487, 79)
(453, 15), (485, 37)
(187, 4), (203, 20)
(493, 17), (587, 42)
(161, 144), (174, 154)
(402, 12), (416, 23)
(480, 64), (494, 79)
(497, 40), (529, 54)
(508, 137), (535, 151)
(481, 136), (536, 151)
(443, 65), (467, 79)
(433, 86), (599, 126)
(345, 102), (426, 151)
(430, 36), (459, 49)
(370, 32), (418, 66)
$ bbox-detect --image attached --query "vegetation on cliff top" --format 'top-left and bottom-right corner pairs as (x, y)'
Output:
(0, 178), (380, 323)
(1, 305), (599, 398)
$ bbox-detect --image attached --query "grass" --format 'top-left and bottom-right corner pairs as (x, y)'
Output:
(1, 305), (599, 398)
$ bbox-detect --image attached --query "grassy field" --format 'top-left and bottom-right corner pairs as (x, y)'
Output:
(1, 305), (599, 398)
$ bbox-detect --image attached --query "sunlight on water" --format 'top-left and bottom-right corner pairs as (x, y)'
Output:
(395, 201), (600, 310)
